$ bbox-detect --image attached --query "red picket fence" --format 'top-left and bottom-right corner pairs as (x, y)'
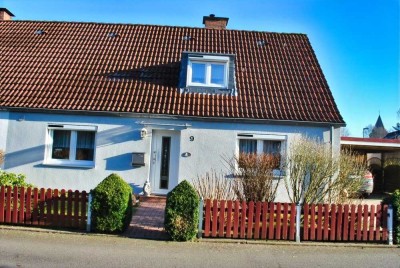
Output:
(201, 199), (388, 243)
(0, 186), (88, 230)
(203, 199), (296, 240)
(303, 203), (388, 242)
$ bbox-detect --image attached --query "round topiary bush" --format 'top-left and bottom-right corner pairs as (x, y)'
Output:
(91, 173), (132, 233)
(164, 180), (200, 241)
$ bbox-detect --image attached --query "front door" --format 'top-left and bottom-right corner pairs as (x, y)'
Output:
(150, 130), (180, 194)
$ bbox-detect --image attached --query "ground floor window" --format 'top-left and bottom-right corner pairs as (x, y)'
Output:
(45, 125), (96, 167)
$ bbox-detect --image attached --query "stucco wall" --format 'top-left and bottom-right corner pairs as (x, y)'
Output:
(3, 111), (339, 201)
(0, 111), (9, 169)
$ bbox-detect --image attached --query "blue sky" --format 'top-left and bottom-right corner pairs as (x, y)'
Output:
(2, 0), (399, 137)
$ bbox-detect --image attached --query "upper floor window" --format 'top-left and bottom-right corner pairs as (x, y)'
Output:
(45, 124), (97, 168)
(179, 52), (236, 95)
(188, 57), (228, 87)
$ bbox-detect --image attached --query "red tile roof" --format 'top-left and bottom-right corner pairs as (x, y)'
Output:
(0, 21), (344, 124)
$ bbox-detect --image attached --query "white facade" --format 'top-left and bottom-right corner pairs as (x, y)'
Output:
(0, 110), (341, 201)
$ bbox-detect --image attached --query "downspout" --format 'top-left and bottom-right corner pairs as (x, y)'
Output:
(329, 125), (335, 202)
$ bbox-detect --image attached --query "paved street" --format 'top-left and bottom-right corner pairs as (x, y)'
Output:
(0, 229), (399, 268)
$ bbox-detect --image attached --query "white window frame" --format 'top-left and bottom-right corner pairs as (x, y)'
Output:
(187, 55), (229, 87)
(44, 124), (97, 168)
(237, 134), (287, 176)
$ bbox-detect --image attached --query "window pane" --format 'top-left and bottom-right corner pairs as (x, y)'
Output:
(191, 63), (206, 83)
(210, 64), (225, 85)
(263, 140), (281, 168)
(76, 131), (95, 161)
(52, 130), (71, 159)
(239, 139), (257, 154)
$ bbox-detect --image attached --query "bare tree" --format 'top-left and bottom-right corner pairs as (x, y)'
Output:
(340, 127), (351, 137)
(0, 150), (4, 167)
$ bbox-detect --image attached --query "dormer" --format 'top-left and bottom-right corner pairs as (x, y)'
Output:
(179, 52), (236, 96)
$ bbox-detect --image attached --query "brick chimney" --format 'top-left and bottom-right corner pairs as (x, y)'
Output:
(0, 8), (14, 21)
(202, 14), (229, 30)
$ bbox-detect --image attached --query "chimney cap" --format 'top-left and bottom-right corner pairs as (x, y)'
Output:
(0, 8), (15, 17)
(202, 14), (229, 25)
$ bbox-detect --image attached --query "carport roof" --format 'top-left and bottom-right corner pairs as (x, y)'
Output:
(341, 137), (400, 152)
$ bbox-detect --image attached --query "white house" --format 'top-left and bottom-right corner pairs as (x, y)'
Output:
(0, 10), (344, 199)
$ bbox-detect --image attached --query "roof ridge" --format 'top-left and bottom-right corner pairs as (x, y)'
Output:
(1, 20), (308, 36)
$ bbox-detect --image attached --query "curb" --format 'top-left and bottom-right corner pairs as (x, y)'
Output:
(0, 225), (397, 248)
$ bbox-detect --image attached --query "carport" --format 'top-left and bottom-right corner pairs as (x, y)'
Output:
(341, 137), (400, 193)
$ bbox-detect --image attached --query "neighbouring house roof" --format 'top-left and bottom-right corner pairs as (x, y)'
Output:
(0, 20), (344, 124)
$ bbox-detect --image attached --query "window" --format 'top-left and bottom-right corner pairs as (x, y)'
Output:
(45, 125), (96, 167)
(238, 135), (286, 171)
(188, 58), (228, 87)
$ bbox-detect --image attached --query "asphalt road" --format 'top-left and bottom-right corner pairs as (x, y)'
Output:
(0, 229), (399, 268)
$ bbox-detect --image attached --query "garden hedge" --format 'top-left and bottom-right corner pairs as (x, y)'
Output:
(91, 173), (132, 233)
(391, 189), (400, 244)
(164, 180), (200, 241)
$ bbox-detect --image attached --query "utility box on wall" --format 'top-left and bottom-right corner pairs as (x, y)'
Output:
(132, 152), (145, 167)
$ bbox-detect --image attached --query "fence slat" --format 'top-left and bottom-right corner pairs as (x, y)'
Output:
(0, 186), (5, 223)
(60, 189), (66, 228)
(275, 203), (281, 240)
(261, 202), (267, 239)
(5, 186), (11, 223)
(356, 204), (363, 241)
(254, 202), (261, 239)
(204, 199), (211, 237)
(343, 205), (350, 241)
(226, 201), (232, 238)
(382, 205), (388, 241)
(12, 186), (18, 224)
(323, 204), (329, 240)
(233, 201), (240, 238)
(80, 191), (87, 229)
(73, 190), (80, 228)
(303, 204), (310, 241)
(19, 187), (25, 224)
(67, 190), (73, 228)
(362, 204), (369, 241)
(282, 203), (288, 240)
(336, 205), (343, 241)
(32, 188), (39, 225)
(349, 205), (356, 241)
(53, 189), (59, 227)
(310, 204), (316, 240)
(268, 202), (274, 240)
(212, 199), (218, 237)
(375, 204), (382, 241)
(240, 201), (247, 239)
(219, 200), (225, 237)
(317, 204), (323, 240)
(289, 203), (296, 241)
(46, 189), (52, 226)
(247, 201), (254, 239)
(369, 205), (375, 241)
(26, 188), (32, 225)
(330, 204), (336, 241)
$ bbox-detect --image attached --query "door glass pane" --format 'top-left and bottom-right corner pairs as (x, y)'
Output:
(52, 130), (71, 159)
(76, 131), (95, 161)
(160, 137), (171, 189)
(191, 63), (206, 83)
(239, 139), (257, 154)
(210, 64), (225, 85)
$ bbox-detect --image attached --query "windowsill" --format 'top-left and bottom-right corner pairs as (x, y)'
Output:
(42, 161), (95, 169)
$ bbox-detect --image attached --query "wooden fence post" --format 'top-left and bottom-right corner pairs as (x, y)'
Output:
(296, 203), (301, 243)
(86, 192), (92, 232)
(197, 197), (204, 239)
(387, 204), (393, 245)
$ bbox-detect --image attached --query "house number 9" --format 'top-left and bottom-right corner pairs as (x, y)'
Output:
(189, 136), (194, 141)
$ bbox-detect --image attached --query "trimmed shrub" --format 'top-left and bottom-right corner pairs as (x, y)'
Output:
(164, 180), (199, 241)
(0, 170), (34, 187)
(91, 173), (132, 233)
(389, 189), (400, 244)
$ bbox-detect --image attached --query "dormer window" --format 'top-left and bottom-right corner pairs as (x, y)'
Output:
(187, 56), (229, 87)
(179, 52), (236, 95)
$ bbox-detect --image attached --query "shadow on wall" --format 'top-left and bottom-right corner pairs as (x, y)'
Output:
(105, 153), (138, 171)
(129, 183), (143, 195)
(4, 145), (45, 169)
(97, 125), (141, 147)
